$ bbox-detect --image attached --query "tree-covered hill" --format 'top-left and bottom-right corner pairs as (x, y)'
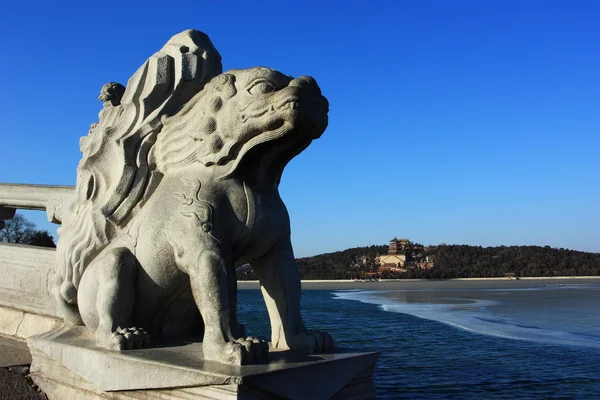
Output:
(237, 245), (387, 280)
(237, 243), (600, 280)
(294, 245), (388, 280)
(0, 213), (55, 248)
(425, 245), (600, 278)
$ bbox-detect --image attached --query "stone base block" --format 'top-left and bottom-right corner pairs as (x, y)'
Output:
(28, 326), (379, 399)
(0, 305), (61, 339)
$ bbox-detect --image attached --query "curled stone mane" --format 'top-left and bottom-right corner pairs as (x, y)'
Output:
(152, 73), (238, 171)
(54, 30), (222, 317)
(55, 200), (109, 305)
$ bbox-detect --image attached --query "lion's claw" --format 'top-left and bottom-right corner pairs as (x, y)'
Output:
(286, 330), (335, 354)
(109, 327), (151, 350)
(205, 338), (269, 365)
(235, 336), (269, 364)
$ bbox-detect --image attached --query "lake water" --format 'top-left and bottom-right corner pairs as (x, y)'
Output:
(237, 280), (600, 399)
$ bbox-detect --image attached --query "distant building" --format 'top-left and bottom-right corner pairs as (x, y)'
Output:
(376, 237), (407, 269)
(377, 254), (407, 269)
(416, 255), (434, 269)
(387, 237), (410, 254)
(388, 238), (400, 255)
(378, 264), (407, 273)
(399, 238), (410, 251)
(504, 272), (519, 280)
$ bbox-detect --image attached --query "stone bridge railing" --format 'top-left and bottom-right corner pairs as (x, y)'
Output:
(0, 183), (75, 225)
(0, 183), (75, 339)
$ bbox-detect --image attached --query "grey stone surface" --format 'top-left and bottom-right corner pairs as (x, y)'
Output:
(0, 335), (32, 367)
(0, 242), (63, 343)
(0, 307), (24, 336)
(0, 243), (59, 317)
(29, 326), (378, 399)
(16, 313), (61, 339)
(0, 304), (61, 340)
(52, 29), (333, 365)
(0, 183), (75, 220)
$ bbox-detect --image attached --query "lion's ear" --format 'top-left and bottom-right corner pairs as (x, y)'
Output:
(213, 74), (237, 99)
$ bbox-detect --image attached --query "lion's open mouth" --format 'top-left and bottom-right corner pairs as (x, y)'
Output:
(223, 94), (326, 176)
(218, 120), (293, 179)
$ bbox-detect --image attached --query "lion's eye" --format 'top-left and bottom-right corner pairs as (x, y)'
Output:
(248, 81), (276, 95)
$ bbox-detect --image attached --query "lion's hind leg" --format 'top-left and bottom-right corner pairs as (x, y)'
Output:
(252, 238), (335, 355)
(78, 247), (150, 350)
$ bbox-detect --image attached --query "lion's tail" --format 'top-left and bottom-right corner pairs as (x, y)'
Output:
(53, 209), (106, 325)
(51, 272), (84, 325)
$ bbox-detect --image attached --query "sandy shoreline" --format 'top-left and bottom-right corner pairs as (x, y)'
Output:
(237, 276), (600, 291)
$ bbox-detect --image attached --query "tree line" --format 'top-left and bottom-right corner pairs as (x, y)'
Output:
(237, 245), (388, 280)
(0, 214), (56, 248)
(420, 244), (600, 278)
(3, 216), (598, 278)
(237, 243), (600, 280)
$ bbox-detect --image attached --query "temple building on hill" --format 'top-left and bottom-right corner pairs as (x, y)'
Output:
(389, 237), (410, 253)
(376, 237), (407, 271)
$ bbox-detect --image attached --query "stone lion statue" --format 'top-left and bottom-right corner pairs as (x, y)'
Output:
(53, 30), (333, 365)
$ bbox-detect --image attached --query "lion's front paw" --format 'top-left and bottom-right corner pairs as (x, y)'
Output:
(286, 330), (335, 354)
(235, 336), (269, 364)
(204, 338), (269, 365)
(97, 326), (151, 350)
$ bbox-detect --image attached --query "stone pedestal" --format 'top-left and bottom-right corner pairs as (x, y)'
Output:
(28, 326), (379, 399)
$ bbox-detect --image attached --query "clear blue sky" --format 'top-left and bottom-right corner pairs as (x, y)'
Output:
(1, 1), (598, 256)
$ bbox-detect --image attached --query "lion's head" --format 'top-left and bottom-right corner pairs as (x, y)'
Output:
(153, 67), (328, 180)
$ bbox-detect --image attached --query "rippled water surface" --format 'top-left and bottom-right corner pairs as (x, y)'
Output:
(237, 282), (600, 399)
